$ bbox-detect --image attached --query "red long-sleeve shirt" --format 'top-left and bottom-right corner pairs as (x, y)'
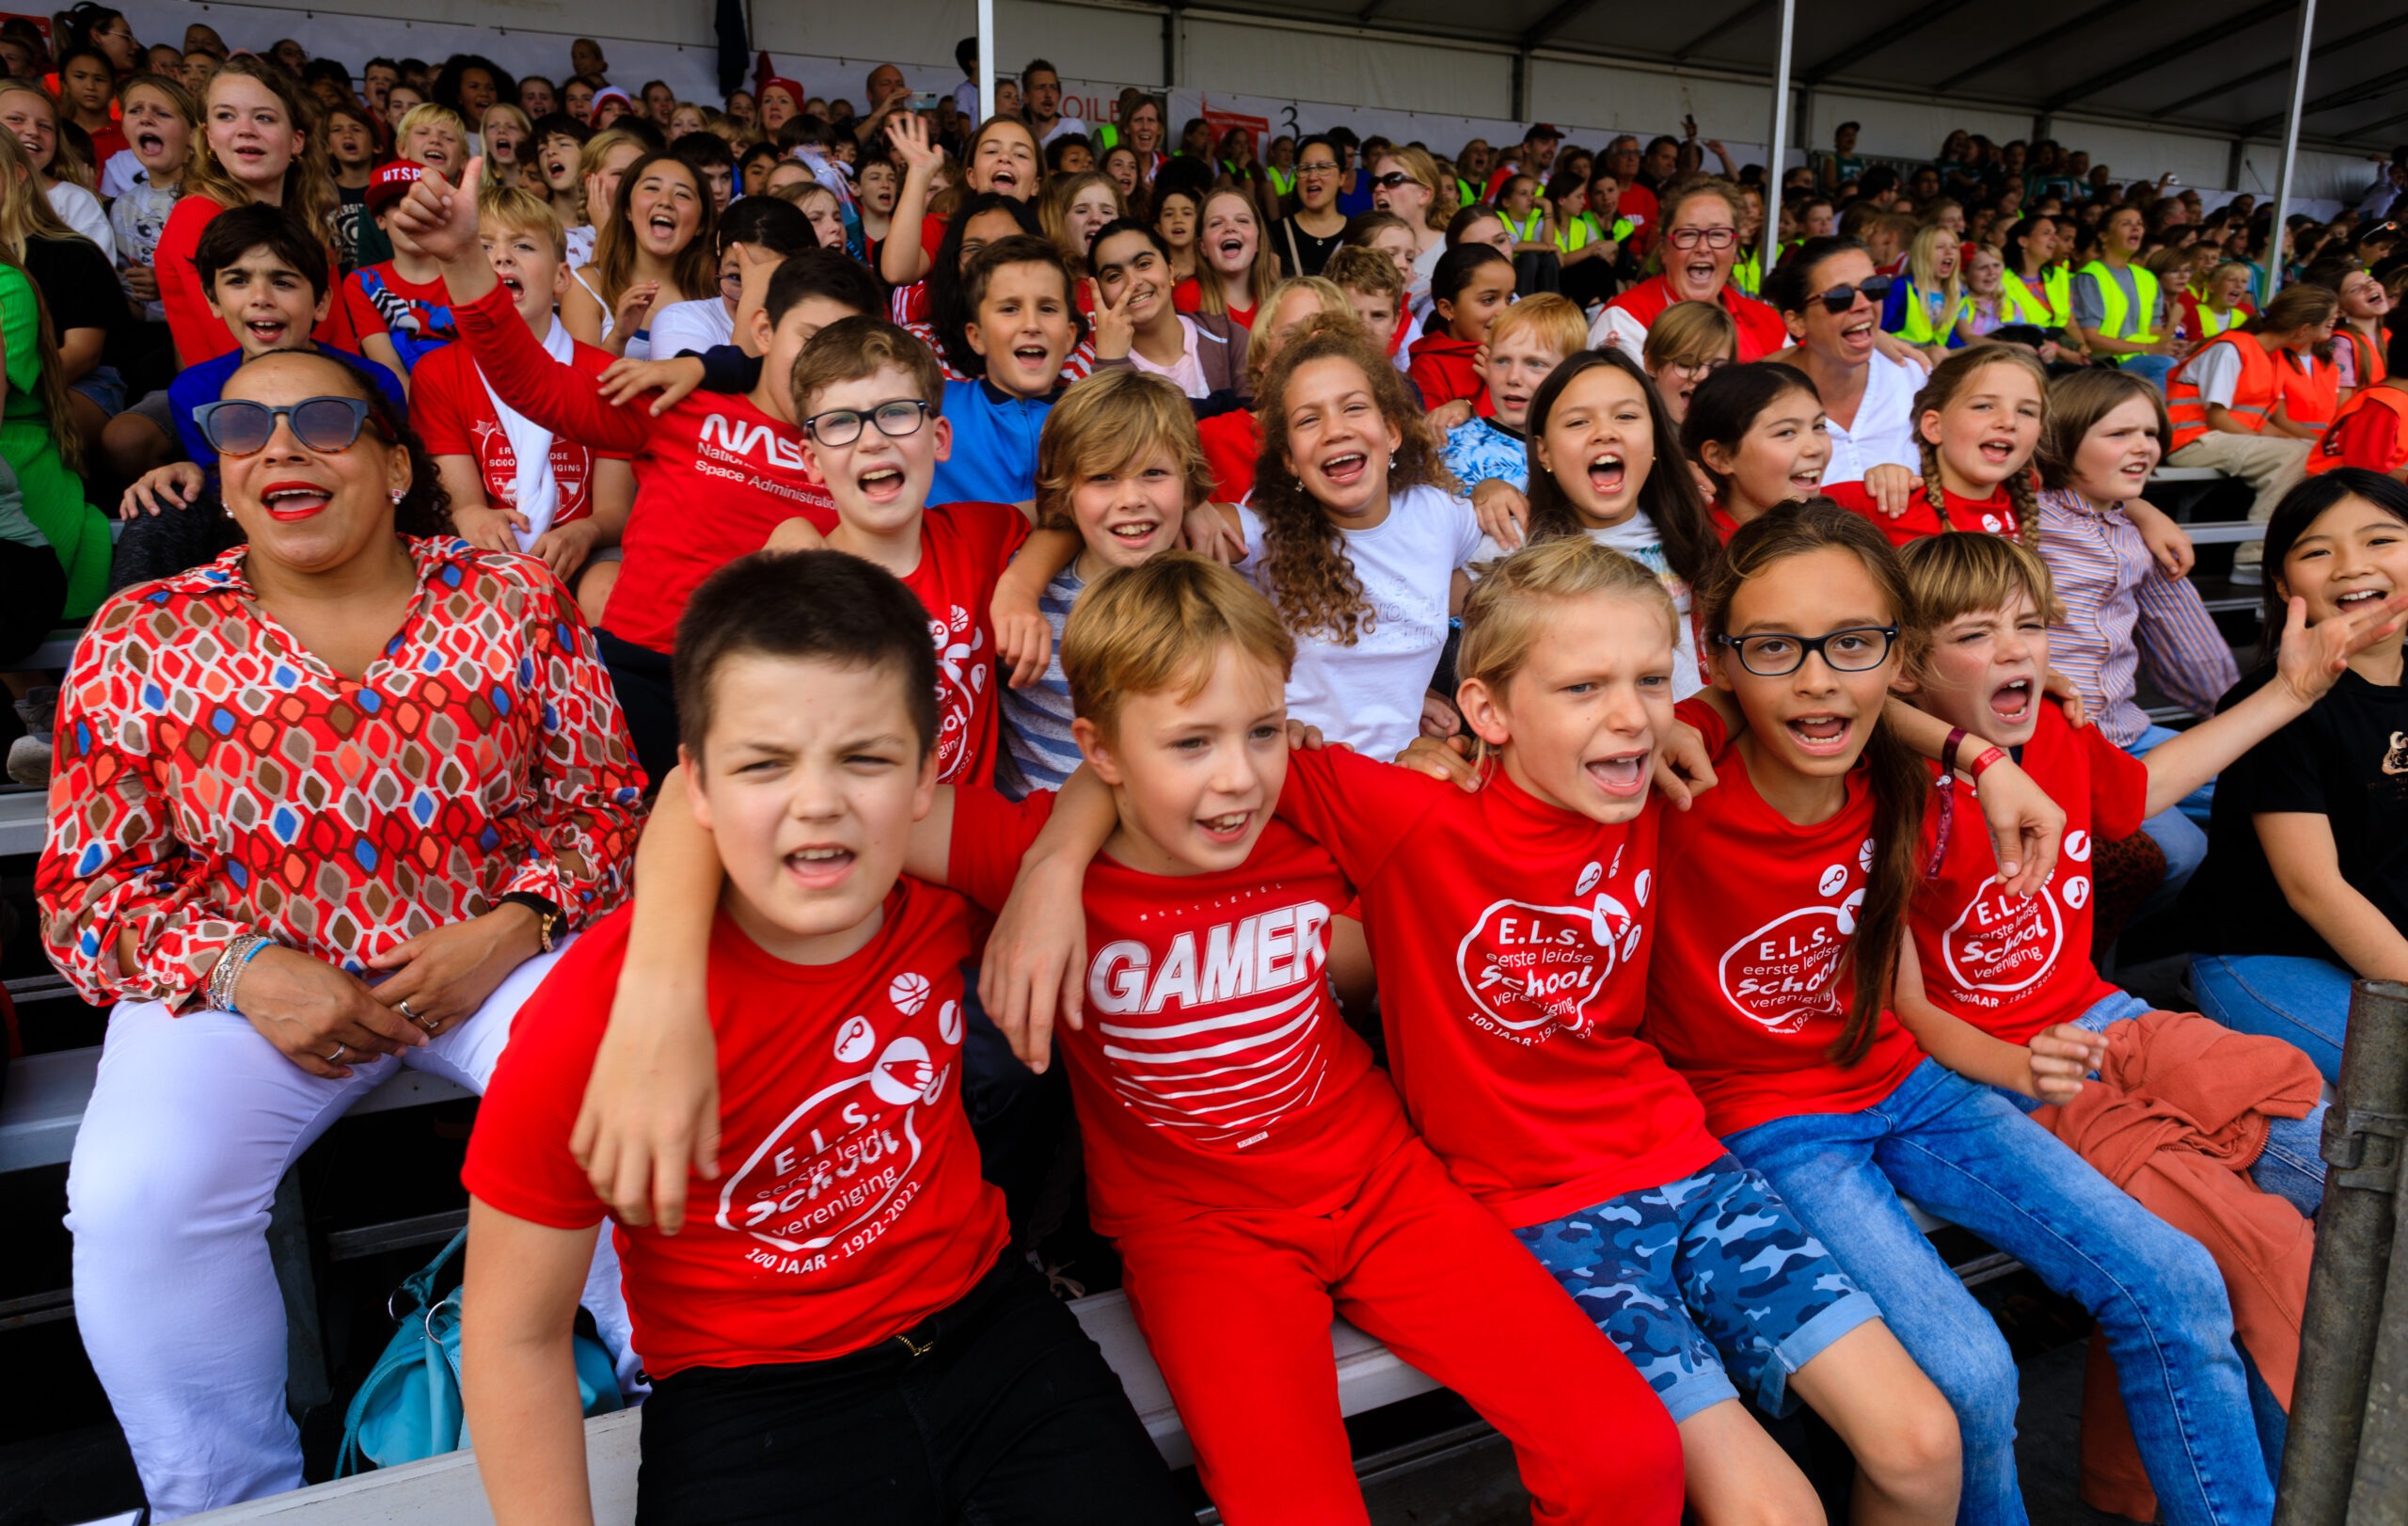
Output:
(452, 282), (837, 654)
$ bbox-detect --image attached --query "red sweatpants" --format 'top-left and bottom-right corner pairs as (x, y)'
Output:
(1116, 1137), (1684, 1526)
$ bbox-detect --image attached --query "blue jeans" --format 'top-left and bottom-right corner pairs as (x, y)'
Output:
(2190, 953), (2355, 1086)
(2120, 354), (2178, 392)
(1727, 1058), (2271, 1526)
(2129, 724), (2210, 915)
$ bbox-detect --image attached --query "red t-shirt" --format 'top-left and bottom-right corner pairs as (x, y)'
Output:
(453, 282), (838, 654)
(1171, 278), (1255, 329)
(410, 335), (630, 529)
(1909, 707), (2147, 1045)
(901, 501), (1029, 787)
(88, 125), (128, 166)
(1707, 501), (1742, 543)
(1275, 748), (1724, 1225)
(1642, 702), (1925, 1137)
(1198, 408), (1260, 504)
(1602, 275), (1790, 362)
(947, 787), (1413, 1234)
(1407, 329), (1482, 410)
(1822, 480), (2023, 548)
(157, 197), (358, 367)
(462, 889), (1009, 1378)
(342, 260), (456, 358)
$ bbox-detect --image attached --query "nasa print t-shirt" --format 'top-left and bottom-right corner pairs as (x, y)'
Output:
(948, 786), (1412, 1234)
(1275, 747), (1725, 1228)
(893, 501), (1030, 787)
(1642, 702), (1925, 1138)
(1909, 706), (2147, 1044)
(465, 886), (1007, 1376)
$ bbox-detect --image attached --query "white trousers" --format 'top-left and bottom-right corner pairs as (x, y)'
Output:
(63, 943), (637, 1519)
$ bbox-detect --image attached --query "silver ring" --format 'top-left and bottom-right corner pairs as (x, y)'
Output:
(328, 1041), (347, 1063)
(397, 998), (417, 1021)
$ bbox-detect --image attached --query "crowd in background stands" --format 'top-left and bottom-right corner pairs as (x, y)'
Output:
(12, 8), (2408, 1524)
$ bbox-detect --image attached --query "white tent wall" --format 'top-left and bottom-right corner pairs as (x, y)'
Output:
(148, 0), (2366, 210)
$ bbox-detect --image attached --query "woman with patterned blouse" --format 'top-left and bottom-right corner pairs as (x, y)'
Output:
(37, 348), (646, 1518)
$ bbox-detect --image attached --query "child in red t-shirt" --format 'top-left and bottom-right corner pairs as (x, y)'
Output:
(461, 551), (1187, 1526)
(393, 157), (852, 784)
(1406, 244), (1513, 410)
(1684, 361), (1832, 542)
(1823, 346), (2047, 548)
(1889, 532), (2405, 1518)
(343, 160), (459, 384)
(410, 189), (630, 604)
(1642, 501), (2273, 1525)
(568, 553), (1683, 1526)
(1291, 536), (1959, 1524)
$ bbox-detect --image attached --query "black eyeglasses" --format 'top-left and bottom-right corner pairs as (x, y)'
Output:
(804, 398), (932, 447)
(1713, 626), (1899, 677)
(1810, 275), (1893, 313)
(1666, 226), (1738, 250)
(1370, 171), (1417, 190)
(194, 396), (379, 457)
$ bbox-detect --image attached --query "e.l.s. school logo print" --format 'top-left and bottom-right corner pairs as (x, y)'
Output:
(1938, 830), (2090, 1003)
(1456, 852), (1646, 1041)
(717, 974), (962, 1275)
(930, 605), (987, 784)
(1718, 839), (1873, 1033)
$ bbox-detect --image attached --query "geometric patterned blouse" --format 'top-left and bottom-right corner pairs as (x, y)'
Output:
(39, 535), (647, 1009)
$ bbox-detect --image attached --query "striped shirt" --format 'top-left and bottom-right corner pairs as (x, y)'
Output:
(2033, 488), (2238, 748)
(996, 564), (1087, 800)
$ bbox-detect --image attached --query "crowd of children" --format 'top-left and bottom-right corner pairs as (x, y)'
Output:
(14, 11), (2408, 1525)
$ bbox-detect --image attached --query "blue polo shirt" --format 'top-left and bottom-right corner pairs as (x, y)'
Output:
(931, 378), (1052, 506)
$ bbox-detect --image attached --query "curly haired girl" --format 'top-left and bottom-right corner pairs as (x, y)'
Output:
(1234, 321), (1480, 759)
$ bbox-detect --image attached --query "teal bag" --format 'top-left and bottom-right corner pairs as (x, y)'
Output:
(336, 1229), (623, 1475)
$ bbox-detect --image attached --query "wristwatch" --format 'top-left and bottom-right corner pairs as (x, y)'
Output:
(497, 892), (563, 954)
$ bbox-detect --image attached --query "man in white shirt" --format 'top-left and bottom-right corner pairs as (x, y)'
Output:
(1022, 60), (1088, 147)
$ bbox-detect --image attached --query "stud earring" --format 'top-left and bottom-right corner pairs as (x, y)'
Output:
(390, 489), (406, 504)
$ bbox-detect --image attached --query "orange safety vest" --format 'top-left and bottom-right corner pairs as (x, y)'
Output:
(2279, 351), (2341, 435)
(2165, 333), (2278, 452)
(2306, 386), (2408, 475)
(2338, 326), (2390, 393)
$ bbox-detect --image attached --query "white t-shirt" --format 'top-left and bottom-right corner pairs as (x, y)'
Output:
(47, 181), (113, 262)
(1821, 350), (1922, 485)
(563, 223), (596, 270)
(2183, 341), (2244, 410)
(1472, 510), (1705, 700)
(1235, 484), (1484, 762)
(99, 147), (140, 200)
(648, 295), (736, 360)
(1039, 115), (1089, 147)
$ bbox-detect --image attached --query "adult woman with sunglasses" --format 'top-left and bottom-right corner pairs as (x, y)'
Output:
(37, 348), (645, 1518)
(1588, 178), (1790, 365)
(1765, 236), (1925, 499)
(1368, 145), (1450, 292)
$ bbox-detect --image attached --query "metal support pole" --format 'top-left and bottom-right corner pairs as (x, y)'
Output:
(2275, 979), (2408, 1526)
(1761, 0), (1796, 278)
(2264, 0), (2318, 300)
(977, 0), (995, 119)
(1512, 49), (1531, 124)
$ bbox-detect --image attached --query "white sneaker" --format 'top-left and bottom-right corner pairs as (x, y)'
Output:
(2228, 561), (2262, 586)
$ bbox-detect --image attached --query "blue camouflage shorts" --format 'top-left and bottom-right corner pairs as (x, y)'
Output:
(1513, 1155), (1880, 1423)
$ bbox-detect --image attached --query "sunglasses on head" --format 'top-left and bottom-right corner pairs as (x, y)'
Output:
(1812, 275), (1893, 313)
(193, 396), (381, 457)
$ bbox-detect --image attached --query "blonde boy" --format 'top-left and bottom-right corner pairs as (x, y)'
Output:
(1440, 293), (1588, 517)
(1323, 244), (1412, 363)
(408, 186), (631, 591)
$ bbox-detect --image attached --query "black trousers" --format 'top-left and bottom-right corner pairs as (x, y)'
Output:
(633, 1258), (1188, 1526)
(0, 539), (67, 664)
(594, 628), (680, 790)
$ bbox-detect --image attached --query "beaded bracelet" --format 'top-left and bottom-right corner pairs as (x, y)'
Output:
(209, 934), (275, 1014)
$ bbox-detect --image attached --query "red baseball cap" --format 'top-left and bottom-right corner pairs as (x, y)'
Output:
(365, 159), (427, 214)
